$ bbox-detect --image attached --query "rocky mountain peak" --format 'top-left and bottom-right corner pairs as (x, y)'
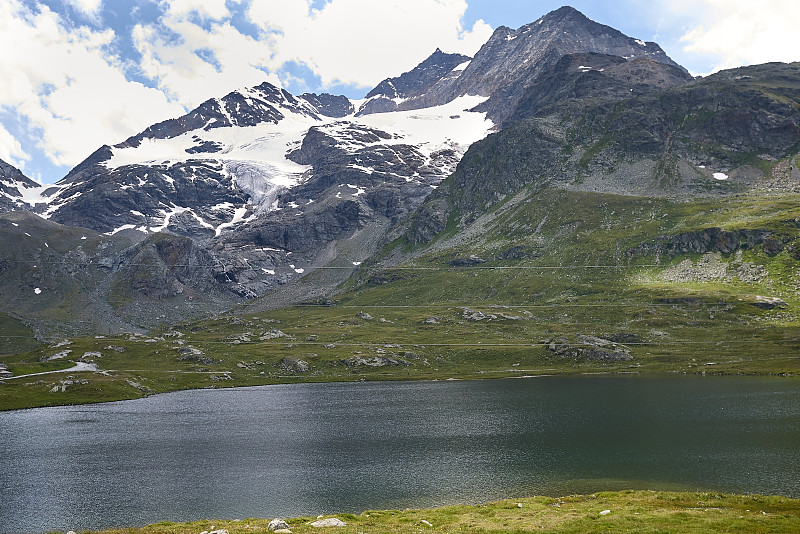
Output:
(0, 158), (37, 189)
(358, 48), (471, 115)
(298, 93), (355, 118)
(375, 5), (685, 126)
(0, 158), (46, 213)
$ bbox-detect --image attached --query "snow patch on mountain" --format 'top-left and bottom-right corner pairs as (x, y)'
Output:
(102, 93), (491, 211)
(351, 95), (492, 159)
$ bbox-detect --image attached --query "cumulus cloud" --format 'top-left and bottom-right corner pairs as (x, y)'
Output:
(674, 0), (800, 72)
(247, 0), (493, 89)
(162, 0), (230, 20)
(133, 15), (279, 109)
(0, 124), (28, 169)
(132, 0), (492, 109)
(0, 1), (184, 168)
(64, 0), (103, 17)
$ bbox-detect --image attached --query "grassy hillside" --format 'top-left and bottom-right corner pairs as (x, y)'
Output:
(0, 312), (40, 355)
(86, 491), (800, 533)
(3, 188), (800, 410)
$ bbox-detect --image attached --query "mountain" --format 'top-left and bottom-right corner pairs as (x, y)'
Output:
(1, 5), (797, 346)
(0, 55), (495, 336)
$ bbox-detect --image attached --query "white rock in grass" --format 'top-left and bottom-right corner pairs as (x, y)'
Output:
(600, 509), (611, 516)
(268, 519), (290, 531)
(309, 517), (347, 527)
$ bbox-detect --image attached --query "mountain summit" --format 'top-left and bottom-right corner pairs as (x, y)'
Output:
(358, 5), (686, 125)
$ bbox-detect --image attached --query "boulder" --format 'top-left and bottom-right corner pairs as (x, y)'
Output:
(342, 356), (407, 367)
(449, 255), (487, 266)
(38, 350), (72, 362)
(268, 518), (290, 531)
(545, 335), (633, 361)
(309, 518), (347, 527)
(750, 296), (789, 309)
(462, 308), (496, 321)
(280, 357), (310, 373)
(261, 329), (288, 340)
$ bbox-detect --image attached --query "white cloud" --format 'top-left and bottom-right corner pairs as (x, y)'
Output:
(162, 0), (230, 20)
(0, 1), (184, 168)
(132, 0), (493, 109)
(64, 0), (103, 17)
(133, 16), (280, 109)
(247, 0), (494, 89)
(672, 0), (800, 72)
(0, 123), (29, 168)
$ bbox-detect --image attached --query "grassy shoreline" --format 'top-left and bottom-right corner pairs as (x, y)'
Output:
(3, 331), (800, 412)
(77, 491), (800, 533)
(2, 358), (798, 411)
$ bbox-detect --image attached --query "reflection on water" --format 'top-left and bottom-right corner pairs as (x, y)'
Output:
(1, 375), (799, 533)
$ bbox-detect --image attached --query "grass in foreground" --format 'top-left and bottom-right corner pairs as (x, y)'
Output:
(81, 491), (800, 533)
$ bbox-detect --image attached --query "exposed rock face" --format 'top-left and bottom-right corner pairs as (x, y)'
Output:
(51, 158), (251, 235)
(509, 52), (693, 127)
(358, 48), (471, 116)
(449, 255), (487, 266)
(750, 296), (789, 309)
(299, 93), (354, 118)
(634, 227), (775, 256)
(342, 356), (407, 367)
(116, 82), (317, 149)
(113, 234), (219, 298)
(545, 335), (633, 361)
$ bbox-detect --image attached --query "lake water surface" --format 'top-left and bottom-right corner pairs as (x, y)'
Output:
(1, 375), (799, 533)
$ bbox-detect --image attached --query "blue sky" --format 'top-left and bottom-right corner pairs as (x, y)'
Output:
(2, 0), (798, 184)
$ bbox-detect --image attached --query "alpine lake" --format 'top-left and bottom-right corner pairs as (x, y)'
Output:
(1, 375), (799, 533)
